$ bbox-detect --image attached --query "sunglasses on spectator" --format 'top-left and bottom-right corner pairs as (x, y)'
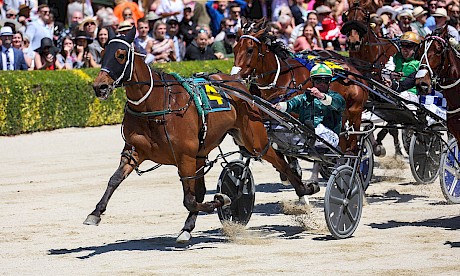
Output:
(124, 13), (133, 18)
(41, 10), (50, 14)
(312, 77), (331, 84)
(6, 13), (17, 18)
(198, 29), (208, 34)
(85, 22), (96, 26)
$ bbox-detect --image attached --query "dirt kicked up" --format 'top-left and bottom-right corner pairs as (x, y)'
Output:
(1, 125), (459, 275)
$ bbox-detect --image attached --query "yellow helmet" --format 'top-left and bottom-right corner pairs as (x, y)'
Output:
(400, 31), (421, 45)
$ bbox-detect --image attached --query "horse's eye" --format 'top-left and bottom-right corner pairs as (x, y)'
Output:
(247, 47), (253, 55)
(118, 54), (125, 60)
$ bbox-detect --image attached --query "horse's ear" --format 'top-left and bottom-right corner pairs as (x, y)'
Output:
(107, 27), (116, 41)
(241, 16), (248, 29)
(237, 27), (244, 38)
(125, 26), (136, 43)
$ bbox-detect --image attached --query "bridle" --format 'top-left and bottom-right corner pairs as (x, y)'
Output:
(101, 38), (154, 105)
(343, 4), (397, 69)
(232, 34), (303, 91)
(419, 35), (460, 90)
(418, 34), (460, 115)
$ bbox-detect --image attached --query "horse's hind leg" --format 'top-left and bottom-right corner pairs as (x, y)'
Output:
(83, 149), (137, 225)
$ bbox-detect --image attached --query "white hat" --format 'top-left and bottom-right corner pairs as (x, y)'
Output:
(376, 6), (397, 20)
(432, 8), (450, 20)
(0, 26), (13, 36)
(146, 11), (161, 21)
(412, 6), (427, 18)
(397, 10), (413, 21)
(316, 5), (332, 14)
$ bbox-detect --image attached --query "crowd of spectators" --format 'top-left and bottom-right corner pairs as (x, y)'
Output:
(1, 0), (459, 71)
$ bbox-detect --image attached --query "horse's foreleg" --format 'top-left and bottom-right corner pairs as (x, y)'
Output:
(83, 150), (137, 226)
(389, 128), (402, 156)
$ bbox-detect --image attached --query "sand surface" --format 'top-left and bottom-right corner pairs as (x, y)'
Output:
(1, 125), (459, 275)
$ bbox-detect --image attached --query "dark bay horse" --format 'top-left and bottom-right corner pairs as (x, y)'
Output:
(232, 25), (368, 154)
(416, 26), (460, 143)
(341, 1), (402, 155)
(341, 1), (398, 76)
(86, 27), (313, 243)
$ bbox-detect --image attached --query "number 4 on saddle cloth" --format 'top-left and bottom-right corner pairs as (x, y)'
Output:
(191, 77), (232, 113)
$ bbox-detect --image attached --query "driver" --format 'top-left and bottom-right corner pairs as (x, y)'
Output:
(274, 63), (345, 185)
(383, 31), (421, 101)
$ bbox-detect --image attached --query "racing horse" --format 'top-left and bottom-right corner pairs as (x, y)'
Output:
(85, 27), (314, 243)
(416, 25), (460, 143)
(341, 0), (401, 156)
(232, 21), (368, 154)
(341, 0), (398, 75)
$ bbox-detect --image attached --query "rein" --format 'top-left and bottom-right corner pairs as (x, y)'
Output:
(237, 34), (301, 90)
(421, 35), (460, 90)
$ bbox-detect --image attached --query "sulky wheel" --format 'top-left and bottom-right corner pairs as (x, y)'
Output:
(440, 138), (460, 204)
(216, 160), (255, 225)
(409, 133), (442, 184)
(360, 137), (374, 191)
(324, 165), (364, 239)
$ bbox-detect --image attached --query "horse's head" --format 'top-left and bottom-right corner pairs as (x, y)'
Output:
(231, 28), (268, 79)
(93, 27), (136, 100)
(415, 26), (449, 95)
(341, 1), (370, 51)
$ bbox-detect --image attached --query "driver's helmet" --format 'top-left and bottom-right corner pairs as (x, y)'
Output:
(310, 64), (333, 79)
(400, 31), (421, 46)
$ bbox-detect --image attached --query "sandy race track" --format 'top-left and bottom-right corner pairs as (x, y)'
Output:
(1, 125), (460, 275)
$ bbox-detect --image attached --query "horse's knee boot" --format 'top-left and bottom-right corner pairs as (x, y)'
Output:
(183, 194), (198, 212)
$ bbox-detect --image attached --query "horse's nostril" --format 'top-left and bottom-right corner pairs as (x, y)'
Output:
(99, 84), (109, 90)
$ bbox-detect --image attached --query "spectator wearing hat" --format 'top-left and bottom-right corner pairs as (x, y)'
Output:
(148, 20), (176, 63)
(377, 5), (402, 38)
(25, 4), (53, 52)
(0, 26), (28, 70)
(3, 0), (34, 16)
(74, 30), (100, 68)
(431, 8), (460, 41)
(80, 17), (98, 40)
(397, 10), (418, 34)
(315, 5), (332, 31)
(145, 11), (162, 38)
(0, 18), (22, 34)
(212, 29), (237, 59)
(184, 28), (217, 61)
(117, 20), (134, 35)
(33, 37), (63, 70)
(166, 16), (185, 62)
(411, 7), (429, 37)
(179, 6), (197, 46)
(114, 0), (144, 24)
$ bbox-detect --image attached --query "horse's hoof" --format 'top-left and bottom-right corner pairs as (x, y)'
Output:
(299, 196), (309, 205)
(281, 179), (290, 186)
(374, 145), (386, 157)
(303, 181), (320, 195)
(83, 215), (101, 226)
(215, 193), (232, 206)
(176, 230), (191, 244)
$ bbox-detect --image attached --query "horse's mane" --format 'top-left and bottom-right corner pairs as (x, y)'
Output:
(258, 32), (295, 60)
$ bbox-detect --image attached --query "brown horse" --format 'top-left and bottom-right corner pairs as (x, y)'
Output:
(415, 25), (460, 143)
(86, 27), (313, 243)
(341, 0), (398, 76)
(233, 24), (368, 154)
